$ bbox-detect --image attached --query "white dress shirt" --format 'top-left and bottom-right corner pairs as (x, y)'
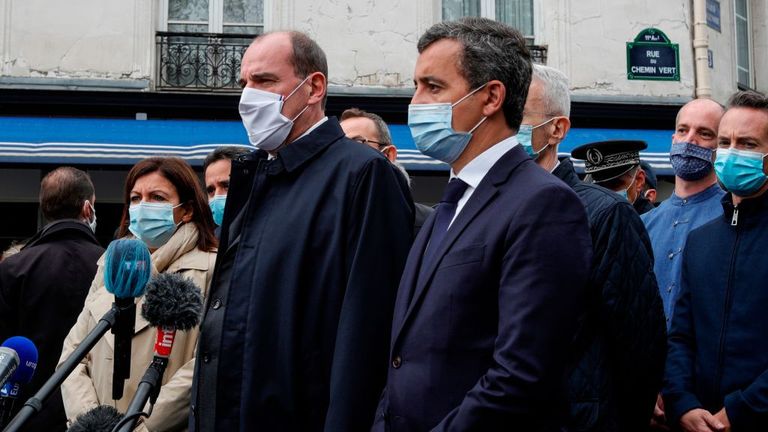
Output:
(449, 135), (519, 227)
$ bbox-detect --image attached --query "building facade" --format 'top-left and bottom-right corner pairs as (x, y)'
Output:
(0, 0), (765, 247)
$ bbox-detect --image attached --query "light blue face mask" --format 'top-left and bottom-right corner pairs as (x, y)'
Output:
(209, 195), (226, 226)
(715, 147), (768, 197)
(128, 202), (183, 249)
(518, 117), (557, 158)
(407, 84), (488, 164)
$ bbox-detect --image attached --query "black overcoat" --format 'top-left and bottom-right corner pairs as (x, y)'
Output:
(191, 117), (414, 431)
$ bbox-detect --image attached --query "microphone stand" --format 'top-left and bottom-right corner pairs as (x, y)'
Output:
(113, 357), (168, 432)
(3, 307), (119, 432)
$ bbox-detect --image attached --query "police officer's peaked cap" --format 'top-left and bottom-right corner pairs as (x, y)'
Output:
(571, 140), (648, 183)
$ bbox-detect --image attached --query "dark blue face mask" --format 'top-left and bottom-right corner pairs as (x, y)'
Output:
(670, 142), (714, 181)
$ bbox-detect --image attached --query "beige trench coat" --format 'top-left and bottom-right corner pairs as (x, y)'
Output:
(59, 223), (216, 431)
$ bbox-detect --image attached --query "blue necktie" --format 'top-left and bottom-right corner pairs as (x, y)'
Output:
(422, 178), (469, 269)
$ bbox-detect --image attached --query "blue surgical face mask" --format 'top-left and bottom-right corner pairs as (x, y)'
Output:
(518, 117), (557, 158)
(670, 142), (714, 181)
(616, 168), (640, 203)
(407, 84), (488, 164)
(209, 195), (226, 226)
(715, 148), (768, 197)
(128, 202), (183, 249)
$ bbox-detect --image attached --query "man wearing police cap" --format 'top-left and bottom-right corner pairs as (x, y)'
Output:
(573, 140), (649, 203)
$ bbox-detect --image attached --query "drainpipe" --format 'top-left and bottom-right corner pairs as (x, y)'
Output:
(692, 0), (712, 98)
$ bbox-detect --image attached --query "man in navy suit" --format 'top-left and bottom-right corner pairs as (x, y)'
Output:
(373, 17), (593, 431)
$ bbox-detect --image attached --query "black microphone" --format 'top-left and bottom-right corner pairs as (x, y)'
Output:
(3, 240), (150, 432)
(103, 239), (152, 401)
(0, 349), (19, 390)
(115, 273), (202, 432)
(0, 337), (37, 429)
(66, 405), (123, 432)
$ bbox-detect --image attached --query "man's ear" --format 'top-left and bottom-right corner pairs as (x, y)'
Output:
(307, 72), (327, 106)
(645, 188), (658, 203)
(635, 169), (647, 194)
(481, 80), (506, 118)
(550, 116), (571, 144)
(383, 146), (398, 164)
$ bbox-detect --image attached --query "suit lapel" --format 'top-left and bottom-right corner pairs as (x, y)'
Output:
(392, 144), (529, 345)
(392, 183), (498, 345)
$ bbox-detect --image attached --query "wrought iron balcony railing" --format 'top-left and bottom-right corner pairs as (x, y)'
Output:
(529, 45), (548, 65)
(154, 31), (548, 92)
(155, 32), (256, 92)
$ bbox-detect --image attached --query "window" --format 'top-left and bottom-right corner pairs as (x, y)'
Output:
(166, 0), (263, 35)
(734, 0), (752, 88)
(442, 0), (534, 39)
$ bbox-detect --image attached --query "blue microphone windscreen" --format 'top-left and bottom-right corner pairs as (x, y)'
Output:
(104, 239), (152, 299)
(1, 337), (37, 384)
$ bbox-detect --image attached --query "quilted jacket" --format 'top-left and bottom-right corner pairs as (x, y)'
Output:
(554, 159), (667, 432)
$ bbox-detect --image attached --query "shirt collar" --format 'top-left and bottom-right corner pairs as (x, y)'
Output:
(294, 116), (328, 142)
(450, 135), (519, 188)
(669, 183), (723, 206)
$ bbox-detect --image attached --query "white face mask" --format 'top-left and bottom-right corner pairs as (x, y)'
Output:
(238, 76), (311, 151)
(86, 200), (97, 233)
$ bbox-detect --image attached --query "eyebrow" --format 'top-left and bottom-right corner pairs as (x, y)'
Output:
(415, 75), (449, 87)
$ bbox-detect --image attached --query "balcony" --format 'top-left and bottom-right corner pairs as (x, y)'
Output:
(155, 32), (255, 92)
(529, 45), (548, 65)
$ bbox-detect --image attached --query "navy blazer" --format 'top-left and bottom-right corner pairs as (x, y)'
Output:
(375, 144), (593, 431)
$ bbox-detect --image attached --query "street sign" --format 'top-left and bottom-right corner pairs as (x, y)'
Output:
(626, 28), (680, 81)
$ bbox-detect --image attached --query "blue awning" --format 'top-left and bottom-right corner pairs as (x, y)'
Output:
(0, 117), (672, 174)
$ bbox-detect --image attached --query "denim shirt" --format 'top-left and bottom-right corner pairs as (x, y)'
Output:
(642, 184), (725, 328)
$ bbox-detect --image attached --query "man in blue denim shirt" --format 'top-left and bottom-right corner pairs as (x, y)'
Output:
(643, 98), (724, 429)
(642, 98), (725, 328)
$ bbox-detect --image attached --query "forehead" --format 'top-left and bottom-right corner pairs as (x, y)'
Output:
(414, 38), (468, 88)
(133, 171), (176, 192)
(240, 33), (296, 79)
(677, 100), (723, 128)
(719, 107), (768, 138)
(341, 116), (379, 138)
(205, 159), (231, 181)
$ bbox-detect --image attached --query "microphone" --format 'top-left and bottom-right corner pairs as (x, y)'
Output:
(103, 239), (152, 401)
(115, 273), (202, 432)
(66, 405), (123, 432)
(3, 239), (150, 432)
(0, 337), (37, 428)
(0, 349), (19, 389)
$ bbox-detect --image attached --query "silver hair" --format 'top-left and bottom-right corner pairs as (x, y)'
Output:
(532, 64), (571, 117)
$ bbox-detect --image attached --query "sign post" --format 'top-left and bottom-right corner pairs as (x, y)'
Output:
(626, 28), (680, 81)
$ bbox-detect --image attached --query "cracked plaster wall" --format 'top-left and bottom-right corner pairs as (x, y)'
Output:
(0, 0), (152, 82)
(287, 0), (427, 89)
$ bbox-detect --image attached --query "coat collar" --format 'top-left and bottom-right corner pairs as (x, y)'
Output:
(553, 157), (581, 189)
(23, 219), (98, 250)
(393, 144), (530, 345)
(722, 188), (768, 227)
(268, 116), (345, 175)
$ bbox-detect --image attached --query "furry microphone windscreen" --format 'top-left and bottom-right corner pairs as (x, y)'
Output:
(67, 405), (123, 432)
(141, 272), (203, 331)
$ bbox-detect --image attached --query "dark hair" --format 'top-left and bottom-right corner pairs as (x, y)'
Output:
(117, 157), (217, 252)
(39, 167), (95, 223)
(340, 108), (393, 146)
(288, 31), (329, 109)
(417, 17), (532, 130)
(203, 146), (251, 172)
(728, 90), (768, 111)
